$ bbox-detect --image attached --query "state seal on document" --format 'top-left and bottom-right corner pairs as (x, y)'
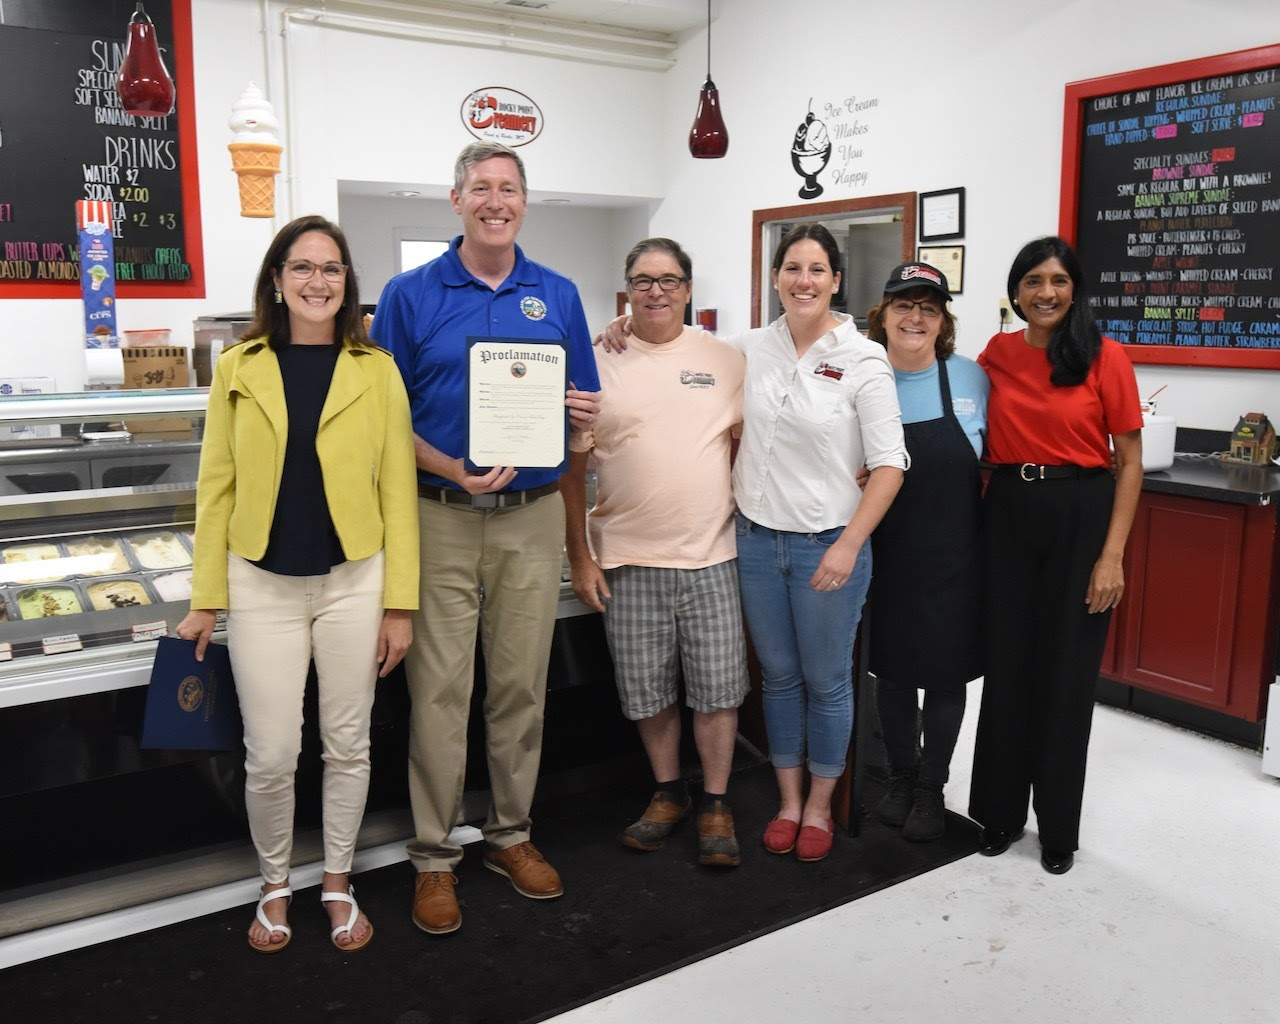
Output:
(177, 675), (204, 713)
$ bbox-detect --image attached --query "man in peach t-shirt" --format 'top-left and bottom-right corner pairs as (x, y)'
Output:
(562, 237), (747, 867)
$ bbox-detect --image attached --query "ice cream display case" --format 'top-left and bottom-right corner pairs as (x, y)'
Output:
(0, 388), (208, 710)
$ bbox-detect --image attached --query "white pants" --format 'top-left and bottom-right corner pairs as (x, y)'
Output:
(227, 551), (385, 882)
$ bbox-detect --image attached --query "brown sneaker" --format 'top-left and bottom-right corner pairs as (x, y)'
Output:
(483, 841), (564, 899)
(697, 801), (741, 867)
(412, 871), (461, 934)
(620, 791), (692, 851)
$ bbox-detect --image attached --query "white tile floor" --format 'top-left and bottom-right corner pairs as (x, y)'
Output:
(554, 686), (1280, 1024)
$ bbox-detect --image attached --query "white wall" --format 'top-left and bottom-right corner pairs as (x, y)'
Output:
(1, 0), (1275, 430)
(648, 0), (1280, 431)
(338, 193), (651, 335)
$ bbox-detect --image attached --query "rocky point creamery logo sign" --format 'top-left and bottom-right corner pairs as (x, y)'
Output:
(462, 87), (543, 147)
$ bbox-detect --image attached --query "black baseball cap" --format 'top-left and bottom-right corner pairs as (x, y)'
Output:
(883, 262), (951, 301)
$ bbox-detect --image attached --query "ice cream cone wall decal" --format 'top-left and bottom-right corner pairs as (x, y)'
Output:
(791, 99), (831, 199)
(227, 83), (282, 219)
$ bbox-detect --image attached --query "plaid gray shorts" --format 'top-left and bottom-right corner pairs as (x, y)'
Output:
(602, 560), (750, 721)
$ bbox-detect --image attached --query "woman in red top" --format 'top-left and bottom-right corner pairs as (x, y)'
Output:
(968, 236), (1142, 875)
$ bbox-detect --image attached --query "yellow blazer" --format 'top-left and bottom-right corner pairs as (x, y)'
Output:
(190, 337), (419, 610)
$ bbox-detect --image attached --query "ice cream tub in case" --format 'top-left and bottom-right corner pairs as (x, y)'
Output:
(14, 583), (87, 620)
(85, 575), (156, 612)
(150, 570), (193, 603)
(65, 536), (137, 577)
(0, 542), (70, 585)
(127, 530), (192, 570)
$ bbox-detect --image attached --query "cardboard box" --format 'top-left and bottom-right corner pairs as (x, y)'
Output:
(121, 347), (192, 435)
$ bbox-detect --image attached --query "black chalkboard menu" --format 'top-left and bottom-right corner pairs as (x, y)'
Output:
(1062, 44), (1280, 369)
(0, 0), (204, 299)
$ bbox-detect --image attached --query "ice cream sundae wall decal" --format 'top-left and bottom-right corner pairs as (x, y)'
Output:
(789, 94), (880, 199)
(791, 99), (831, 199)
(227, 83), (282, 219)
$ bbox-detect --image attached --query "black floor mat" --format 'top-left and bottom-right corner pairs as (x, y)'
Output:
(1, 761), (978, 1024)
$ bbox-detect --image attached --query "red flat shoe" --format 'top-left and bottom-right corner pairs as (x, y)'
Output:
(795, 819), (835, 862)
(762, 817), (800, 854)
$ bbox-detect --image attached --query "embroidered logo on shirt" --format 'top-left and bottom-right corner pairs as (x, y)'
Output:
(520, 296), (548, 321)
(814, 361), (845, 381)
(680, 370), (716, 388)
(953, 396), (976, 416)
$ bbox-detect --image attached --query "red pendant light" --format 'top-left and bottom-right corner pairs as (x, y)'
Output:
(117, 2), (176, 118)
(688, 0), (728, 159)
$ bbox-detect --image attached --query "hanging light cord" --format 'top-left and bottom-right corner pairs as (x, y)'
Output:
(705, 0), (711, 78)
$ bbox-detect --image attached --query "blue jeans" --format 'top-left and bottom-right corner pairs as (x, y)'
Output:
(735, 513), (872, 778)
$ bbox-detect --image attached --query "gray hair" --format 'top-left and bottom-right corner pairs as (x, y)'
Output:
(453, 141), (528, 194)
(623, 237), (693, 281)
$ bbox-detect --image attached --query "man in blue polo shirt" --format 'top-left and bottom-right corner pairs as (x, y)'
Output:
(373, 141), (600, 936)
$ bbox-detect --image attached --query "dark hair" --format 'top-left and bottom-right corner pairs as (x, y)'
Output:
(1007, 235), (1099, 387)
(453, 141), (527, 194)
(623, 237), (692, 281)
(243, 215), (369, 351)
(772, 223), (842, 279)
(866, 285), (957, 360)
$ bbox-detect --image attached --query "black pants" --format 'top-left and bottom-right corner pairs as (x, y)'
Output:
(968, 470), (1114, 852)
(876, 678), (966, 786)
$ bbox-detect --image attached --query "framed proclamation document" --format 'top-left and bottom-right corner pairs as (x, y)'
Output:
(466, 337), (569, 472)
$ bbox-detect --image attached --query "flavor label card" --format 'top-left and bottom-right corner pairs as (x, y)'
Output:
(41, 633), (84, 655)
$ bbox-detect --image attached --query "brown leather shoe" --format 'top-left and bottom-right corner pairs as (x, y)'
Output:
(697, 801), (741, 867)
(483, 841), (564, 899)
(412, 871), (461, 934)
(620, 791), (692, 851)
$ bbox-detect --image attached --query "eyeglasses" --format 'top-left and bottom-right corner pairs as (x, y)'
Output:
(283, 260), (347, 281)
(889, 298), (943, 319)
(627, 275), (688, 292)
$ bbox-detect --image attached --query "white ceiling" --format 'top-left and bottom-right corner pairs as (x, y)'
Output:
(422, 0), (708, 34)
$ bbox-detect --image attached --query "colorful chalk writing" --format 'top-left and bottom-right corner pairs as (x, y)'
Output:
(0, 1), (201, 298)
(1076, 63), (1280, 355)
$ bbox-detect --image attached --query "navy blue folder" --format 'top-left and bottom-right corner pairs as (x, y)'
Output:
(140, 636), (242, 751)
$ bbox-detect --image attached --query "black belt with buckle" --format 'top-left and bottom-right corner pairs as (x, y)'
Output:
(993, 463), (1109, 482)
(418, 480), (560, 508)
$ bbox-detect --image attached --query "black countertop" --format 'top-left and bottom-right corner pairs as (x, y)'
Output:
(1141, 454), (1280, 506)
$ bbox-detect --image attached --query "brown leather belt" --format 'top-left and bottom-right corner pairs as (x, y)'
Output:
(418, 480), (559, 508)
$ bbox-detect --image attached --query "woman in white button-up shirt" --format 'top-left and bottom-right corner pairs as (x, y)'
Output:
(733, 224), (906, 863)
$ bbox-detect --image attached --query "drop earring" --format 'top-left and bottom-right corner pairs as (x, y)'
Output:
(274, 289), (282, 304)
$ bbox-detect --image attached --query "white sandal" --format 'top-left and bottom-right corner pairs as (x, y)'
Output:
(248, 885), (293, 953)
(322, 884), (374, 952)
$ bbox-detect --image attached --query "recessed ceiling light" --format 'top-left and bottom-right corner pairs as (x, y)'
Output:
(542, 198), (571, 204)
(390, 190), (420, 198)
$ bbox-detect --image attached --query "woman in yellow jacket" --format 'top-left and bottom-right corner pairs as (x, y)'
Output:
(178, 215), (418, 954)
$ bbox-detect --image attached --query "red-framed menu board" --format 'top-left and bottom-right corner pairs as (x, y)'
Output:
(0, 0), (204, 298)
(1061, 43), (1280, 369)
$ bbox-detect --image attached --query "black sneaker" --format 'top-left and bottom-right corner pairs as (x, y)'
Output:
(875, 769), (916, 827)
(902, 783), (945, 842)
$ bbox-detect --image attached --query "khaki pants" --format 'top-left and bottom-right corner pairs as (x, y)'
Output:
(405, 493), (565, 872)
(227, 551), (385, 883)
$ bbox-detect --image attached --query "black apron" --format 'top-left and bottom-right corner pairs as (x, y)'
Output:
(868, 357), (983, 689)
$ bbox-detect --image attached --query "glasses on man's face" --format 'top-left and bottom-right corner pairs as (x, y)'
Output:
(889, 298), (942, 319)
(627, 275), (688, 293)
(283, 260), (348, 281)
